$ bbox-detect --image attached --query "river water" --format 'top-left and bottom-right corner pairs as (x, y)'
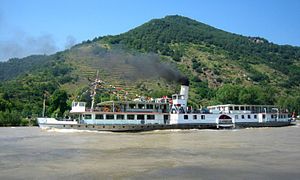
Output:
(0, 124), (299, 180)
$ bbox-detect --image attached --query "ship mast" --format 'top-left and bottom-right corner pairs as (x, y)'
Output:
(42, 96), (46, 117)
(90, 70), (99, 112)
(42, 91), (49, 117)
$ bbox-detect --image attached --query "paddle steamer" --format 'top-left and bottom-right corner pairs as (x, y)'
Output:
(38, 75), (293, 132)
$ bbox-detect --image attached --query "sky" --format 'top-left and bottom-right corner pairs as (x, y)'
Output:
(0, 0), (300, 61)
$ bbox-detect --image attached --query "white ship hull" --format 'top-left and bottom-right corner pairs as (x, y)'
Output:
(37, 113), (293, 132)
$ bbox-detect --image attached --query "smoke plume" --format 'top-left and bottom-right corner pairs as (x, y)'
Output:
(64, 35), (77, 49)
(0, 32), (58, 61)
(91, 46), (188, 84)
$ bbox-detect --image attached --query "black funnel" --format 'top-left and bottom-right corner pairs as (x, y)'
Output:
(180, 77), (189, 86)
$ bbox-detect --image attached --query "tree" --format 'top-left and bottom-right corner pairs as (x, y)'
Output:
(216, 84), (240, 104)
(48, 90), (69, 117)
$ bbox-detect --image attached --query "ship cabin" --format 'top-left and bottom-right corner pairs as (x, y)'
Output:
(207, 104), (290, 123)
(207, 104), (284, 114)
(70, 100), (170, 125)
(70, 102), (86, 113)
(95, 100), (170, 113)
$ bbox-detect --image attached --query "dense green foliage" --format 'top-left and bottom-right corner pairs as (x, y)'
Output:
(0, 15), (300, 126)
(0, 55), (51, 81)
(215, 84), (276, 105)
(0, 53), (74, 126)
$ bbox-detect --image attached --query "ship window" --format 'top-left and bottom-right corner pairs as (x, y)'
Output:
(248, 115), (251, 119)
(271, 115), (274, 119)
(193, 115), (197, 119)
(137, 115), (145, 120)
(235, 115), (238, 119)
(164, 115), (169, 120)
(254, 115), (257, 119)
(229, 106), (233, 110)
(146, 104), (154, 109)
(138, 104), (144, 109)
(116, 114), (124, 120)
(246, 106), (250, 110)
(129, 104), (135, 109)
(84, 114), (92, 119)
(79, 102), (85, 106)
(147, 115), (155, 120)
(201, 115), (205, 119)
(241, 115), (244, 119)
(127, 114), (135, 120)
(184, 115), (188, 119)
(106, 114), (114, 120)
(263, 114), (266, 119)
(241, 106), (245, 110)
(234, 106), (239, 110)
(95, 114), (104, 119)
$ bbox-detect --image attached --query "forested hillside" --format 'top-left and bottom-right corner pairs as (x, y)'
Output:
(1, 15), (300, 125)
(103, 15), (300, 87)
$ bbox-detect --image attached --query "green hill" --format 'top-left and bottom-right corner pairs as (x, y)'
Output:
(1, 15), (300, 125)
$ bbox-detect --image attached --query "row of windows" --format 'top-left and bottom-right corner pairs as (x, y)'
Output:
(235, 114), (257, 119)
(271, 114), (287, 119)
(229, 106), (251, 111)
(84, 114), (156, 120)
(128, 104), (167, 109)
(235, 114), (287, 119)
(183, 115), (206, 120)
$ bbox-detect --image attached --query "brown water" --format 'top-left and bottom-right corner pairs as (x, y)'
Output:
(0, 124), (299, 180)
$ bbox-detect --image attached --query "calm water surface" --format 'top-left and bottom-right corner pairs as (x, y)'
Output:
(0, 124), (299, 180)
